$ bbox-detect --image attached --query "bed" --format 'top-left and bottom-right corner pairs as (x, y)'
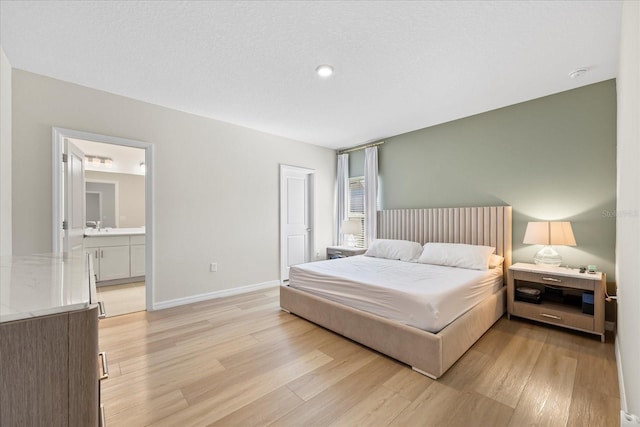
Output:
(280, 206), (512, 379)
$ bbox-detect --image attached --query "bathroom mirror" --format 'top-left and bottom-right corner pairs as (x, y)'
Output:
(86, 192), (102, 225)
(86, 181), (117, 228)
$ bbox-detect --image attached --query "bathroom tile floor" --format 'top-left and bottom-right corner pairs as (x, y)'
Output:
(97, 281), (146, 317)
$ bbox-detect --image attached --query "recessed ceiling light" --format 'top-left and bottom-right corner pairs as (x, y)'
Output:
(568, 68), (588, 79)
(316, 64), (334, 78)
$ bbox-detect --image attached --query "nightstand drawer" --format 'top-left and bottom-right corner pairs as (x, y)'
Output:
(513, 270), (594, 291)
(513, 301), (594, 331)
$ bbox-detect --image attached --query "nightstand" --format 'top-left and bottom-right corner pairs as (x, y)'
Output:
(507, 262), (605, 342)
(326, 246), (367, 259)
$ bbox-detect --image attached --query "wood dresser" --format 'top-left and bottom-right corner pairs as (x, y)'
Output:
(0, 253), (107, 426)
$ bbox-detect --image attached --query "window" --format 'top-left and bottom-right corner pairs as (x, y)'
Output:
(347, 176), (366, 248)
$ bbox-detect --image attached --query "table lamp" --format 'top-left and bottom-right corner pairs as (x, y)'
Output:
(342, 219), (361, 247)
(523, 221), (576, 266)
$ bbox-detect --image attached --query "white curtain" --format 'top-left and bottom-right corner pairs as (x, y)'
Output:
(335, 153), (349, 245)
(364, 147), (378, 247)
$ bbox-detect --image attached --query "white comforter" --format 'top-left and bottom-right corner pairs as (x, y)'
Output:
(289, 255), (503, 333)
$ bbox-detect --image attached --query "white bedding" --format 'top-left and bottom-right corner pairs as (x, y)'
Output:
(288, 255), (503, 333)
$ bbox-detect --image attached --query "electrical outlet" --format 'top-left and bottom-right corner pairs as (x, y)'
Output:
(316, 251), (321, 259)
(210, 262), (217, 272)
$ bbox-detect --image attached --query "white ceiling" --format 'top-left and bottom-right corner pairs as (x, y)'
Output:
(0, 1), (623, 150)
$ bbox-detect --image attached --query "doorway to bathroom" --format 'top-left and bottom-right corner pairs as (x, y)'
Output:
(52, 127), (154, 316)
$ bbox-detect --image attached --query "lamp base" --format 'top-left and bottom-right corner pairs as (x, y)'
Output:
(345, 234), (357, 248)
(533, 245), (562, 267)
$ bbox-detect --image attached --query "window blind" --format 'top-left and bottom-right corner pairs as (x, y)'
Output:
(347, 177), (366, 248)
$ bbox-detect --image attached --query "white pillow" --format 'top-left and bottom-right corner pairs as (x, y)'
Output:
(489, 254), (505, 269)
(364, 239), (423, 262)
(417, 243), (496, 270)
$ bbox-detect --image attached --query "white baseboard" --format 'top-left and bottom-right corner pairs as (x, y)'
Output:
(616, 333), (628, 412)
(151, 280), (280, 311)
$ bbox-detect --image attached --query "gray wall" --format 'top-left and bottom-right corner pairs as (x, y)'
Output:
(352, 80), (617, 281)
(11, 70), (336, 305)
(615, 0), (640, 416)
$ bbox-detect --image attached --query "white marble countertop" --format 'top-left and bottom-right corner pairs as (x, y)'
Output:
(0, 253), (91, 323)
(84, 227), (145, 237)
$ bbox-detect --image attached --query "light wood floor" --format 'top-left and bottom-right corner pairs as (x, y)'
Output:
(97, 281), (146, 317)
(99, 287), (620, 426)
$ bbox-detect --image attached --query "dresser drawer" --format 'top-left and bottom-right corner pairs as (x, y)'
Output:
(512, 301), (594, 332)
(513, 270), (595, 291)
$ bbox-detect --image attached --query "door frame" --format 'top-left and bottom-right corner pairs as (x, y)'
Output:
(52, 127), (155, 311)
(279, 164), (316, 283)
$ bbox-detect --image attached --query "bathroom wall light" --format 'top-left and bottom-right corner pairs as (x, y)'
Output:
(85, 155), (114, 168)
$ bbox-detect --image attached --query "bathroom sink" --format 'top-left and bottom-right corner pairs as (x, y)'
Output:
(84, 227), (145, 237)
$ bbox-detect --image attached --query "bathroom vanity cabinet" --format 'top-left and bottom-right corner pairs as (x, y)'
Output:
(85, 232), (145, 284)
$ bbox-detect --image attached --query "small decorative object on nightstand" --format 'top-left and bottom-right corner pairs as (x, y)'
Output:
(326, 246), (367, 259)
(507, 262), (605, 342)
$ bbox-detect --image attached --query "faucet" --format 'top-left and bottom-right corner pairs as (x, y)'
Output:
(96, 221), (101, 231)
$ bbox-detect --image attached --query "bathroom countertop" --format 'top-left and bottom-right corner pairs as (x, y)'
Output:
(0, 253), (91, 323)
(84, 227), (145, 237)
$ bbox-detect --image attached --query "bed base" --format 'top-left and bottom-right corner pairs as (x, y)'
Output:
(280, 284), (505, 379)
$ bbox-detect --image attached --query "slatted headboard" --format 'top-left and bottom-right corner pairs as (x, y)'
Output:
(377, 206), (513, 276)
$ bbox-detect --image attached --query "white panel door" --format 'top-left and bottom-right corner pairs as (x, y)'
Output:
(63, 140), (85, 254)
(280, 165), (315, 281)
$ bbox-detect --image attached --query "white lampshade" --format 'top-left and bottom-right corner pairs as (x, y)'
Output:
(342, 219), (361, 235)
(523, 221), (576, 266)
(523, 221), (576, 246)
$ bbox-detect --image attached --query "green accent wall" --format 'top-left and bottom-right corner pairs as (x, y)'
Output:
(353, 80), (617, 279)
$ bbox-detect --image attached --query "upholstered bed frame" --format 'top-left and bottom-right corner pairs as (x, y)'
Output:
(280, 206), (512, 379)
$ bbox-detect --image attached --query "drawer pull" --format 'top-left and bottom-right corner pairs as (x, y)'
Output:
(540, 313), (561, 320)
(99, 351), (109, 380)
(99, 404), (106, 427)
(98, 301), (106, 319)
(541, 277), (562, 283)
